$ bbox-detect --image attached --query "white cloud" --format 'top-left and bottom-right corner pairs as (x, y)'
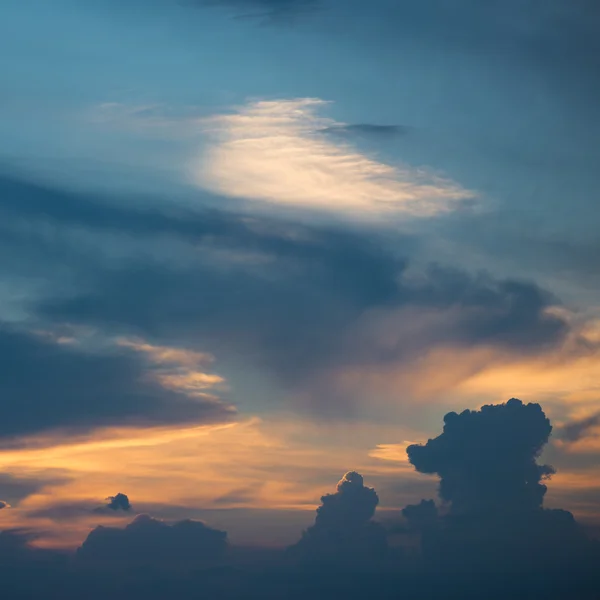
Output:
(190, 98), (474, 219)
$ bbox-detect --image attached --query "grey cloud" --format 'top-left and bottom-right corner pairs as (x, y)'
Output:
(0, 173), (578, 415)
(188, 0), (319, 22)
(92, 493), (133, 514)
(289, 471), (387, 563)
(318, 124), (410, 139)
(29, 502), (101, 522)
(0, 473), (67, 507)
(77, 514), (228, 565)
(0, 323), (233, 441)
(106, 493), (132, 512)
(558, 413), (600, 443)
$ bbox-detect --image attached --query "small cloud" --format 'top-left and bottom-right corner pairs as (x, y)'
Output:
(318, 123), (411, 138)
(288, 471), (387, 563)
(92, 492), (132, 515)
(369, 442), (415, 462)
(558, 413), (600, 443)
(0, 500), (10, 509)
(105, 493), (132, 512)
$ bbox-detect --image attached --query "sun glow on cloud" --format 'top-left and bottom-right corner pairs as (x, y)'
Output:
(191, 98), (474, 219)
(117, 338), (226, 398)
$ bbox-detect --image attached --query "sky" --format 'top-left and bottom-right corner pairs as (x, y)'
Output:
(1, 0), (600, 552)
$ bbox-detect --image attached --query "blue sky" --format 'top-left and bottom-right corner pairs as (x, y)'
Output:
(1, 0), (599, 547)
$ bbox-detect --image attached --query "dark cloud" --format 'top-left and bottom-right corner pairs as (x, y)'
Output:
(29, 502), (103, 522)
(0, 323), (233, 441)
(405, 399), (597, 573)
(318, 124), (410, 139)
(40, 258), (570, 390)
(407, 398), (554, 515)
(105, 493), (132, 512)
(0, 473), (66, 506)
(558, 413), (600, 443)
(0, 173), (576, 414)
(289, 471), (387, 563)
(77, 514), (228, 565)
(401, 499), (437, 531)
(192, 0), (319, 19)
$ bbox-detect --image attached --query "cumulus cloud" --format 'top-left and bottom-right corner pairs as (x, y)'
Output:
(196, 0), (319, 19)
(402, 499), (437, 530)
(0, 323), (234, 441)
(407, 398), (554, 515)
(191, 98), (473, 220)
(104, 493), (132, 512)
(289, 471), (387, 563)
(77, 514), (228, 564)
(404, 399), (597, 573)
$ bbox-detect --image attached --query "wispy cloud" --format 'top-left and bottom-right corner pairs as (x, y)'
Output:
(190, 98), (475, 219)
(116, 338), (226, 398)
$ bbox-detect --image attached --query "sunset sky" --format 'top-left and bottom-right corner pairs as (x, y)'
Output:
(1, 0), (599, 549)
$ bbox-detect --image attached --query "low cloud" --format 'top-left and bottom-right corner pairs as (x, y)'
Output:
(77, 514), (228, 564)
(0, 323), (234, 441)
(407, 398), (554, 514)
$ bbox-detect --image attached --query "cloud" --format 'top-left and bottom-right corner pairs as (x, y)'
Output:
(191, 99), (474, 220)
(403, 398), (597, 573)
(77, 514), (228, 564)
(193, 0), (319, 20)
(401, 499), (437, 530)
(0, 500), (10, 509)
(0, 323), (233, 441)
(558, 413), (600, 443)
(318, 124), (411, 139)
(105, 493), (132, 512)
(0, 172), (580, 415)
(289, 471), (387, 563)
(407, 398), (554, 514)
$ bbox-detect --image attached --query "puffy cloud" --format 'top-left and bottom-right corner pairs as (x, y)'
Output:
(288, 471), (387, 563)
(407, 398), (554, 515)
(105, 493), (131, 512)
(405, 399), (597, 572)
(401, 499), (437, 530)
(197, 0), (319, 19)
(77, 514), (227, 565)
